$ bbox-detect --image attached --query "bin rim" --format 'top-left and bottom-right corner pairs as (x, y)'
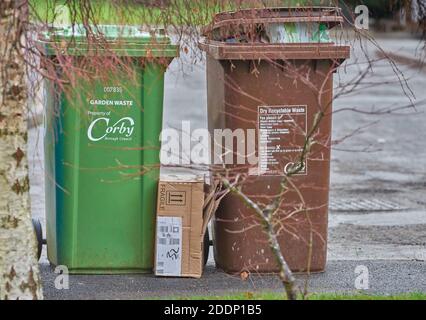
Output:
(40, 24), (170, 42)
(202, 6), (345, 37)
(199, 38), (350, 62)
(37, 24), (179, 58)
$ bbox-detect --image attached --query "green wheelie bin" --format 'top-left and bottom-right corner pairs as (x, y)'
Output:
(38, 25), (178, 274)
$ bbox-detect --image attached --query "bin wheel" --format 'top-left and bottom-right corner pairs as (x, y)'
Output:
(32, 218), (43, 261)
(203, 230), (210, 267)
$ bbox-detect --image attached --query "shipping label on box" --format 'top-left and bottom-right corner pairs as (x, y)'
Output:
(155, 216), (182, 277)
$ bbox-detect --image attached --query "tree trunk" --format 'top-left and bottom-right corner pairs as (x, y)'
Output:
(0, 0), (43, 300)
(265, 222), (298, 300)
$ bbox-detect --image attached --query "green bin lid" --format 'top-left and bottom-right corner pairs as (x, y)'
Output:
(37, 24), (179, 58)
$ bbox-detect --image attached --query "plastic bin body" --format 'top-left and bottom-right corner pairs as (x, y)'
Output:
(200, 8), (349, 273)
(41, 26), (177, 273)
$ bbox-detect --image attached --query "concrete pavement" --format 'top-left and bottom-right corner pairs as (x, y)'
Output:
(40, 261), (426, 300)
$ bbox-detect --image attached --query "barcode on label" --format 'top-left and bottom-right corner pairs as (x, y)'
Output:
(158, 238), (180, 246)
(159, 226), (168, 233)
(170, 238), (180, 245)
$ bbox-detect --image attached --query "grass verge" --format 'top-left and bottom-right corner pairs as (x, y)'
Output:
(174, 292), (426, 300)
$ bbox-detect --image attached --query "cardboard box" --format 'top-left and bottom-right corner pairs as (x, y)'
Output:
(155, 173), (226, 278)
(155, 174), (204, 278)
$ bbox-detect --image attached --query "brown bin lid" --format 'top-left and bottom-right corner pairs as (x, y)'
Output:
(199, 39), (350, 61)
(200, 7), (350, 62)
(203, 6), (345, 36)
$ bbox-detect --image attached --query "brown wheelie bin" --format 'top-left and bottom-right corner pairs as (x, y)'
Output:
(199, 7), (350, 273)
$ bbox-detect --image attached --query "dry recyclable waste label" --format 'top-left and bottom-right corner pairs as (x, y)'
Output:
(258, 105), (308, 176)
(155, 216), (182, 277)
